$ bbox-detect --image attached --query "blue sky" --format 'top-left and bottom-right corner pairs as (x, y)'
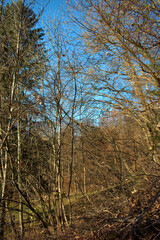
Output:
(32, 0), (67, 31)
(33, 0), (66, 19)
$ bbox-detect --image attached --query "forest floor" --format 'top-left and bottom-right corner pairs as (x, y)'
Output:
(23, 186), (160, 240)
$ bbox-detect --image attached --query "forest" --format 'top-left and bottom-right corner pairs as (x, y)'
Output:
(0, 0), (160, 239)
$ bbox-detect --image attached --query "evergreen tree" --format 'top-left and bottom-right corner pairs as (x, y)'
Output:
(0, 0), (47, 100)
(0, 1), (47, 238)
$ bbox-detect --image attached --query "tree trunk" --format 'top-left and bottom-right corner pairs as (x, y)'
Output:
(17, 117), (24, 239)
(0, 147), (7, 240)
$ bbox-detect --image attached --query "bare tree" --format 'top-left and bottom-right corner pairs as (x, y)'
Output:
(67, 0), (160, 169)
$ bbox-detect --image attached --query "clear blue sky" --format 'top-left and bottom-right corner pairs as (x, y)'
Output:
(33, 0), (66, 18)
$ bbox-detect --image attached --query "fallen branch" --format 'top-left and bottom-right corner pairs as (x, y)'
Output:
(122, 188), (160, 239)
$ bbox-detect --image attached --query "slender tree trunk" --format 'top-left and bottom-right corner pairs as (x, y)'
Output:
(17, 117), (24, 239)
(56, 108), (68, 227)
(80, 89), (87, 195)
(80, 128), (86, 194)
(82, 144), (86, 195)
(0, 147), (7, 240)
(67, 124), (74, 225)
(14, 3), (24, 237)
